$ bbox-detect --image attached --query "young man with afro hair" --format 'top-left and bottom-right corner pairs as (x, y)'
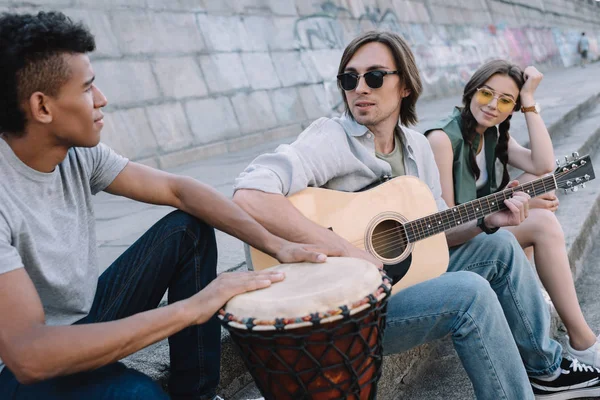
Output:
(0, 11), (332, 400)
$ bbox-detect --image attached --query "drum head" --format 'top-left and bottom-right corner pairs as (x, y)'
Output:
(223, 257), (384, 327)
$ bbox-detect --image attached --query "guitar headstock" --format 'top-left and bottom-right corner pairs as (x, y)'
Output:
(554, 152), (595, 193)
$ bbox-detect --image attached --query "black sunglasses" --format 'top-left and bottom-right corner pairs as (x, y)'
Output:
(337, 70), (400, 91)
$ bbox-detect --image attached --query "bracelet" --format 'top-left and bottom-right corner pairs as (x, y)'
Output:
(477, 216), (499, 235)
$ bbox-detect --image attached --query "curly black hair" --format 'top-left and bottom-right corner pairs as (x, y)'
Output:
(0, 11), (95, 135)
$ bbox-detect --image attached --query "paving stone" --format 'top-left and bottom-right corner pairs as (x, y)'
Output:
(72, 0), (147, 9)
(158, 142), (229, 170)
(294, 0), (322, 16)
(293, 13), (346, 50)
(196, 14), (245, 52)
(153, 57), (208, 99)
(146, 103), (195, 153)
(184, 97), (241, 144)
(63, 9), (121, 58)
(199, 53), (250, 94)
(270, 87), (308, 124)
(100, 107), (159, 160)
(98, 245), (130, 274)
(144, 0), (207, 11)
(241, 15), (275, 52)
(241, 52), (281, 90)
(270, 16), (300, 51)
(200, 0), (237, 14)
(345, 0), (379, 18)
(93, 60), (160, 106)
(298, 84), (336, 119)
(391, 0), (432, 23)
(96, 206), (172, 244)
(271, 51), (313, 86)
(226, 123), (302, 153)
(266, 0), (297, 16)
(111, 11), (205, 55)
(300, 49), (342, 82)
(231, 91), (278, 133)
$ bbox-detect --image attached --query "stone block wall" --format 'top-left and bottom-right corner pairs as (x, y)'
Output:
(1, 0), (599, 167)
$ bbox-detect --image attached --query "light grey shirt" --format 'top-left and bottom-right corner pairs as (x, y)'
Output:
(0, 139), (128, 373)
(234, 113), (448, 213)
(579, 36), (590, 52)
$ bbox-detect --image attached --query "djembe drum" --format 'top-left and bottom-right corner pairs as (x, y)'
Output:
(219, 257), (391, 400)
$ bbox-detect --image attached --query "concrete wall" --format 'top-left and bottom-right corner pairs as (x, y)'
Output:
(2, 0), (600, 168)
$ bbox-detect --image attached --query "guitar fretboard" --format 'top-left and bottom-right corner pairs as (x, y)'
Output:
(404, 175), (556, 242)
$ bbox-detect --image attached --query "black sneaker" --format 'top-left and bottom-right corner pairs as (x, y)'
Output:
(530, 357), (600, 399)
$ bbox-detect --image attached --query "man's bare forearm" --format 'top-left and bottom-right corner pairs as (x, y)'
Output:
(9, 298), (208, 383)
(445, 219), (485, 248)
(173, 177), (286, 256)
(233, 189), (343, 248)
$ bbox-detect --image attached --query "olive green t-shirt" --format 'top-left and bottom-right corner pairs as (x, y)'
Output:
(376, 133), (405, 177)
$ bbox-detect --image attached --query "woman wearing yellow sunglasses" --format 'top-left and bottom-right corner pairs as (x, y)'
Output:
(425, 59), (600, 367)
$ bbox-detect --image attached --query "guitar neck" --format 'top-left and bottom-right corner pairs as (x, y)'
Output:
(404, 175), (557, 243)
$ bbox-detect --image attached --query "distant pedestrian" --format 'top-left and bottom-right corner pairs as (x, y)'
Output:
(578, 32), (590, 68)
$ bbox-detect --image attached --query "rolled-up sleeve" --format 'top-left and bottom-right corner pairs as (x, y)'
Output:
(234, 118), (350, 196)
(409, 131), (449, 212)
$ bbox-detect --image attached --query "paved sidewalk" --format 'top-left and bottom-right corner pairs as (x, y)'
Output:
(94, 62), (600, 275)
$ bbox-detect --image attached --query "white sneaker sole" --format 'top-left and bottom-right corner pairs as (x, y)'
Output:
(535, 386), (600, 399)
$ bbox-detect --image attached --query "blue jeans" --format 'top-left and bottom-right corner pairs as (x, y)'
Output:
(0, 210), (220, 400)
(383, 229), (562, 400)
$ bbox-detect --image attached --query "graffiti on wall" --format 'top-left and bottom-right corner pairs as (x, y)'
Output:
(294, 1), (596, 106)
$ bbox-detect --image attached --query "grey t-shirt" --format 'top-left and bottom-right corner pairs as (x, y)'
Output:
(0, 138), (128, 373)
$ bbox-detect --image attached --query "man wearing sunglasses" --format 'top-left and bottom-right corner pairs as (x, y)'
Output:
(233, 30), (600, 399)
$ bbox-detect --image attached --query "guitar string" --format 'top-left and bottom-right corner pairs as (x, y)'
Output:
(358, 184), (556, 256)
(365, 178), (561, 254)
(357, 178), (552, 249)
(346, 169), (577, 252)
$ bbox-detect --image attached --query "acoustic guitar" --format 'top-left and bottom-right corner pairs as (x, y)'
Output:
(249, 153), (595, 294)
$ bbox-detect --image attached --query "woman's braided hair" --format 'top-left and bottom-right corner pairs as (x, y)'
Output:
(460, 60), (525, 191)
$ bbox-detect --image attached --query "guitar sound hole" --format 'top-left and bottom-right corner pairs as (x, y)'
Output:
(371, 219), (407, 260)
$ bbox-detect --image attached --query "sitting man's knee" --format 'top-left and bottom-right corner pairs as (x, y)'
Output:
(164, 210), (215, 240)
(451, 271), (494, 297)
(93, 365), (169, 400)
(119, 372), (168, 400)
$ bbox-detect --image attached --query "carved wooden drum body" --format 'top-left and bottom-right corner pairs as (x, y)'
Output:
(219, 257), (392, 400)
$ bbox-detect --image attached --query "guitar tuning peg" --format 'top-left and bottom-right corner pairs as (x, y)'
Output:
(572, 186), (579, 192)
(565, 155), (569, 163)
(572, 151), (580, 158)
(556, 159), (561, 166)
(564, 189), (569, 195)
(585, 174), (591, 181)
(581, 183), (586, 189)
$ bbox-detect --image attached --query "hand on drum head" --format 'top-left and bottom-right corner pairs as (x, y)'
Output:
(274, 239), (383, 270)
(187, 270), (285, 325)
(272, 241), (334, 264)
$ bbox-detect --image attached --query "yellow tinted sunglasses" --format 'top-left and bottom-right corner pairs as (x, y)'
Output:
(474, 88), (516, 113)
